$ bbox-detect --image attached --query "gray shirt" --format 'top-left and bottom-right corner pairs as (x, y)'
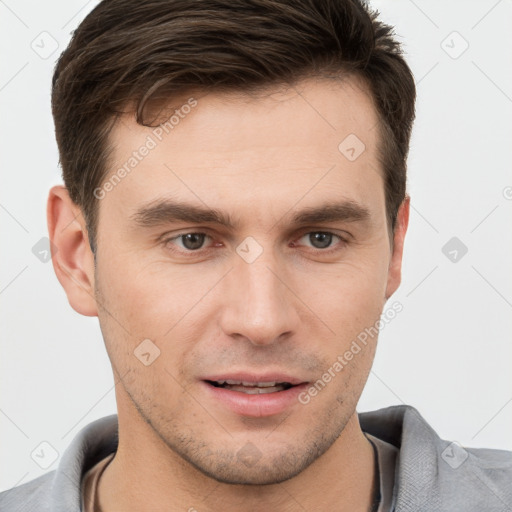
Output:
(1, 405), (511, 511)
(366, 433), (399, 512)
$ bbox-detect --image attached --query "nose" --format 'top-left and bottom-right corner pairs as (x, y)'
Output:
(218, 246), (298, 347)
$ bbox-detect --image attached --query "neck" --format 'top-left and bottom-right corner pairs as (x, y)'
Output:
(98, 402), (376, 512)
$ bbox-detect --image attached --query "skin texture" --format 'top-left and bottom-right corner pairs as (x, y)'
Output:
(47, 77), (409, 512)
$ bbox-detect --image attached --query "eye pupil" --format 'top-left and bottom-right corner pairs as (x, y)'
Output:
(182, 233), (205, 250)
(310, 232), (332, 249)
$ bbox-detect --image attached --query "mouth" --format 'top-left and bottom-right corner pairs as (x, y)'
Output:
(205, 379), (295, 394)
(201, 374), (309, 417)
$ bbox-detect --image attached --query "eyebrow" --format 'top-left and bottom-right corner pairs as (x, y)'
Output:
(130, 198), (371, 230)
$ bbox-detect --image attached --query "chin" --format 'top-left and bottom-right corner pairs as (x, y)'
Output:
(191, 458), (308, 486)
(170, 437), (332, 487)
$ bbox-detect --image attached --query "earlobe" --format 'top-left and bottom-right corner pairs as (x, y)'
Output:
(384, 196), (410, 300)
(47, 185), (98, 317)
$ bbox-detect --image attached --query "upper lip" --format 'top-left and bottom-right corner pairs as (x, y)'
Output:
(202, 372), (308, 386)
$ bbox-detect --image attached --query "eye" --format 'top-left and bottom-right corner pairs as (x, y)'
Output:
(160, 230), (347, 256)
(294, 231), (345, 251)
(164, 232), (212, 251)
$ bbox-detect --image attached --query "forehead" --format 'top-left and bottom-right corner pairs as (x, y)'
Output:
(102, 77), (383, 227)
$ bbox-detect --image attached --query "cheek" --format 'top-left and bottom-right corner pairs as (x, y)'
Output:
(95, 265), (192, 400)
(95, 249), (192, 331)
(298, 263), (388, 392)
(312, 258), (388, 325)
(94, 253), (218, 382)
(311, 269), (384, 395)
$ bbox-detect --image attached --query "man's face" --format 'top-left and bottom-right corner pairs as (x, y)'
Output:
(91, 78), (404, 484)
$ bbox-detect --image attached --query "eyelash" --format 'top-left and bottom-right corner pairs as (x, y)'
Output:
(160, 230), (348, 256)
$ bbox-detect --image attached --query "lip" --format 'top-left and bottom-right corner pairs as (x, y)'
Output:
(200, 372), (309, 418)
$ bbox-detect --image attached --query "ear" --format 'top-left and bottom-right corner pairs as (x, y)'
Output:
(385, 196), (410, 300)
(47, 185), (98, 316)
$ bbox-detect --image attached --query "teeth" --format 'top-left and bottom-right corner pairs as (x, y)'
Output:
(243, 381), (276, 387)
(216, 380), (279, 387)
(226, 384), (286, 394)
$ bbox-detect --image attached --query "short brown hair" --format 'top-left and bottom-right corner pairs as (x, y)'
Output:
(52, 0), (415, 253)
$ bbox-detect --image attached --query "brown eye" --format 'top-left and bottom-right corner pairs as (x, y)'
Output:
(164, 232), (211, 252)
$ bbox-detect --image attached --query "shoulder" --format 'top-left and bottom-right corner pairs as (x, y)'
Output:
(360, 404), (512, 512)
(0, 415), (118, 512)
(434, 441), (512, 511)
(0, 471), (54, 511)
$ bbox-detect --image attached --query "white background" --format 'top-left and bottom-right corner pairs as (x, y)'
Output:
(1, 0), (511, 491)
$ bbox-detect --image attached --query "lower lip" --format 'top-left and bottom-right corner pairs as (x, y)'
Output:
(201, 381), (309, 418)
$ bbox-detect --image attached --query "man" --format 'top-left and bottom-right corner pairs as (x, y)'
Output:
(1, 0), (511, 510)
